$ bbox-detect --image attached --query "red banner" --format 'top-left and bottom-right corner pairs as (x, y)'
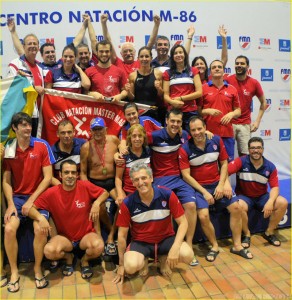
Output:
(38, 90), (127, 145)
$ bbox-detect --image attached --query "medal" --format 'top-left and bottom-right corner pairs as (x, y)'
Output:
(94, 139), (107, 176)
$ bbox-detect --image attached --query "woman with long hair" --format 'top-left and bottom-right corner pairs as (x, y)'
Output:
(127, 46), (165, 124)
(163, 44), (202, 132)
(45, 44), (90, 94)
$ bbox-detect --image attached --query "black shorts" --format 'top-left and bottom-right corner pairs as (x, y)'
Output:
(89, 177), (115, 192)
(127, 236), (175, 261)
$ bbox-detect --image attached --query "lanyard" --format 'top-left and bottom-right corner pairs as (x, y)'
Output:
(94, 139), (107, 175)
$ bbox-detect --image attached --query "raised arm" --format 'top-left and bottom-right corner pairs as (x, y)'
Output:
(101, 14), (117, 62)
(146, 15), (161, 49)
(218, 25), (228, 67)
(7, 18), (24, 56)
(86, 14), (98, 56)
(185, 25), (195, 55)
(72, 14), (89, 47)
(74, 64), (91, 91)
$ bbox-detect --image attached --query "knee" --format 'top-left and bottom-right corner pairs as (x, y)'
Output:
(44, 244), (58, 259)
(180, 242), (194, 264)
(184, 202), (197, 213)
(88, 239), (104, 256)
(198, 212), (210, 225)
(4, 223), (17, 238)
(124, 258), (141, 274)
(277, 197), (288, 210)
(229, 202), (241, 215)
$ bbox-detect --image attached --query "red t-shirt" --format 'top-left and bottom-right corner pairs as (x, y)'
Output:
(85, 64), (127, 97)
(114, 57), (140, 77)
(198, 82), (240, 137)
(34, 180), (106, 241)
(224, 74), (264, 124)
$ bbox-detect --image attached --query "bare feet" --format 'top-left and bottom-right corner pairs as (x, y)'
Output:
(159, 256), (172, 277)
(139, 258), (149, 276)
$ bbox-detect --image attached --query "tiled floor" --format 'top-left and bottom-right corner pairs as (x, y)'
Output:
(1, 228), (291, 299)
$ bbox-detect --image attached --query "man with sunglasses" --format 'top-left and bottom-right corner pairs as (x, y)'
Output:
(227, 137), (288, 248)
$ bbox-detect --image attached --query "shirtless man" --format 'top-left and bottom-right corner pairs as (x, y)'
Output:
(80, 117), (120, 255)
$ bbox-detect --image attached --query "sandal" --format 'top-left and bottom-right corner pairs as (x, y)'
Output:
(230, 248), (253, 259)
(205, 250), (219, 262)
(7, 277), (20, 293)
(49, 260), (60, 273)
(80, 264), (93, 279)
(241, 236), (251, 249)
(104, 243), (118, 256)
(62, 264), (74, 276)
(263, 233), (281, 247)
(0, 274), (8, 288)
(35, 276), (49, 289)
(189, 256), (199, 266)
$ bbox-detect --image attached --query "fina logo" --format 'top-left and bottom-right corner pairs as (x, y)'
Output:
(279, 129), (291, 141)
(261, 69), (273, 81)
(0, 41), (3, 56)
(224, 67), (232, 74)
(170, 34), (184, 46)
(258, 38), (271, 49)
(193, 35), (208, 48)
(279, 99), (290, 110)
(265, 99), (272, 112)
(281, 69), (291, 81)
(217, 36), (231, 49)
(279, 39), (291, 52)
(239, 36), (251, 50)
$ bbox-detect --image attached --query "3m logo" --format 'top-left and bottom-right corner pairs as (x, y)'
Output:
(40, 38), (55, 46)
(120, 36), (134, 43)
(194, 35), (207, 43)
(260, 129), (271, 137)
(259, 38), (270, 45)
(279, 99), (290, 111)
(239, 36), (251, 50)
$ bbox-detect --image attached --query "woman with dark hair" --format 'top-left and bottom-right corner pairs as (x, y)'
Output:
(118, 102), (161, 153)
(127, 46), (165, 124)
(45, 44), (90, 94)
(163, 44), (202, 131)
(191, 25), (228, 84)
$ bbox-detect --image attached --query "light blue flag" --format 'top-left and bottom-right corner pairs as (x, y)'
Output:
(0, 75), (37, 143)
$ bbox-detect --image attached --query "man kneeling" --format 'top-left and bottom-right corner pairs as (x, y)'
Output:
(29, 160), (109, 280)
(113, 163), (193, 284)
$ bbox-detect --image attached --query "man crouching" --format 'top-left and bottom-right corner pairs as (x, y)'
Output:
(113, 163), (193, 284)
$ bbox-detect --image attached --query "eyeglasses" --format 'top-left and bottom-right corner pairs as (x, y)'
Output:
(249, 146), (263, 150)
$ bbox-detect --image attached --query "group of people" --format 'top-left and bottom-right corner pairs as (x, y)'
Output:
(0, 13), (288, 292)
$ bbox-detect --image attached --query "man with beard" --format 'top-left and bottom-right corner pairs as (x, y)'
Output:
(225, 56), (267, 156)
(76, 43), (95, 71)
(179, 116), (253, 261)
(100, 14), (160, 76)
(51, 119), (86, 185)
(227, 137), (288, 248)
(147, 109), (199, 266)
(28, 160), (108, 280)
(85, 40), (128, 102)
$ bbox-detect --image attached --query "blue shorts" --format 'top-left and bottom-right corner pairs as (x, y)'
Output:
(127, 235), (175, 260)
(236, 193), (270, 211)
(13, 195), (49, 222)
(154, 176), (196, 205)
(196, 183), (237, 212)
(222, 137), (235, 162)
